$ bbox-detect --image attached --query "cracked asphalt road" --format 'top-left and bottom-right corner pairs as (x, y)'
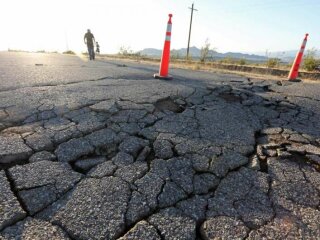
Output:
(0, 52), (320, 239)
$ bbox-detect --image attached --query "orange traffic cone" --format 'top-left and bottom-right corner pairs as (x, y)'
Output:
(288, 33), (309, 81)
(154, 14), (173, 80)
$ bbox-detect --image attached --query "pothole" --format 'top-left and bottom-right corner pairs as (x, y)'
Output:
(218, 92), (243, 103)
(259, 159), (268, 173)
(154, 98), (186, 113)
(263, 86), (274, 92)
(117, 64), (127, 67)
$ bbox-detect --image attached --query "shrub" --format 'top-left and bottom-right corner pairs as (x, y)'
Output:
(171, 50), (181, 60)
(63, 50), (75, 55)
(303, 48), (319, 71)
(238, 59), (246, 65)
(266, 58), (280, 68)
(118, 46), (133, 56)
(220, 57), (236, 64)
(118, 46), (141, 57)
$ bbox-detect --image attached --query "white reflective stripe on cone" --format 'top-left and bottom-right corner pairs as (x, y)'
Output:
(166, 24), (172, 33)
(165, 36), (171, 41)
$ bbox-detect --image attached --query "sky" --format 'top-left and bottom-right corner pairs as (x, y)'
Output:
(0, 0), (319, 54)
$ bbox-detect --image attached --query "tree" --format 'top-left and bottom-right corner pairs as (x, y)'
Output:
(118, 46), (133, 56)
(200, 39), (211, 63)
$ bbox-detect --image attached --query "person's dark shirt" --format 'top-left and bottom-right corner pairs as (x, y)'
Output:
(84, 32), (95, 47)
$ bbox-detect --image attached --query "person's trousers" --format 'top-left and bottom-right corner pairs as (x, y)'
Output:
(87, 46), (95, 60)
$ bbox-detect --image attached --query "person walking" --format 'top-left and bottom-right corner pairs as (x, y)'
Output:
(84, 29), (95, 60)
(96, 42), (100, 54)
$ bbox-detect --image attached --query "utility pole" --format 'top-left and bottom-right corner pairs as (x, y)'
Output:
(186, 3), (198, 60)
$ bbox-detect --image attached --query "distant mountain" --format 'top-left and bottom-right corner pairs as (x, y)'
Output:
(139, 46), (267, 61)
(139, 48), (162, 56)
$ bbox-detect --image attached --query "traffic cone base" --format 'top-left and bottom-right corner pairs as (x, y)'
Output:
(288, 78), (302, 82)
(153, 73), (173, 80)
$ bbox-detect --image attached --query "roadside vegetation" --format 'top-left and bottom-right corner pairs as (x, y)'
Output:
(118, 46), (141, 57)
(63, 50), (76, 55)
(200, 39), (213, 63)
(303, 48), (320, 71)
(100, 44), (320, 77)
